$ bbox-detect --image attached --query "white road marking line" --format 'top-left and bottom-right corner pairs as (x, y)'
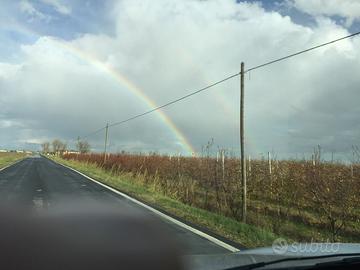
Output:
(0, 158), (25, 172)
(0, 165), (11, 172)
(55, 161), (240, 252)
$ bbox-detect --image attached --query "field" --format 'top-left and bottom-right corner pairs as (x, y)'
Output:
(0, 152), (27, 169)
(61, 150), (360, 246)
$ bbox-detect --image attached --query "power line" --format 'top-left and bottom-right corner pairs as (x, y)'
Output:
(246, 30), (360, 73)
(79, 31), (360, 140)
(82, 126), (107, 139)
(79, 72), (239, 139)
(108, 73), (239, 128)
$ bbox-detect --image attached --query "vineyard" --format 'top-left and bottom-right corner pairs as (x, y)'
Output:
(62, 149), (360, 243)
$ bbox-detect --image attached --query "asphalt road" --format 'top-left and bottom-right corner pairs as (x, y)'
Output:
(0, 156), (233, 256)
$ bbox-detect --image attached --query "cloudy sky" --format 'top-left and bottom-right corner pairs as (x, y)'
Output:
(0, 0), (359, 159)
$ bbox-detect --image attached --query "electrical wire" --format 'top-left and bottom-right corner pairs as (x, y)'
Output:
(108, 73), (239, 128)
(79, 31), (360, 140)
(245, 31), (360, 73)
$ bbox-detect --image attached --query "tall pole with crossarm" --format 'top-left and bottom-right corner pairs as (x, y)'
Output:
(104, 123), (109, 163)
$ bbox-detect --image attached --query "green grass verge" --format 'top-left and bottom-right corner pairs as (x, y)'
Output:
(248, 199), (360, 243)
(51, 156), (281, 248)
(0, 153), (26, 169)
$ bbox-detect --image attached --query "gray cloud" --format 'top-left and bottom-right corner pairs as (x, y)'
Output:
(0, 0), (359, 158)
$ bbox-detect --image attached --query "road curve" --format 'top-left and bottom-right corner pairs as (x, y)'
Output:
(0, 156), (233, 255)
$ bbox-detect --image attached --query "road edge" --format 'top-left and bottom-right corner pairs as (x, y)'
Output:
(49, 157), (241, 252)
(0, 158), (26, 172)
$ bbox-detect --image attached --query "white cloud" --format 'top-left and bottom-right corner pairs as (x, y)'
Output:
(292, 0), (360, 27)
(1, 0), (360, 156)
(40, 0), (71, 15)
(0, 63), (22, 79)
(0, 120), (22, 128)
(19, 0), (50, 21)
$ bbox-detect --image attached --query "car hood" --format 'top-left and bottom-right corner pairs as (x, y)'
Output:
(240, 243), (360, 256)
(184, 243), (360, 270)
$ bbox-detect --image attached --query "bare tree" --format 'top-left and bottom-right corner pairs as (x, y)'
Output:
(306, 147), (356, 241)
(52, 139), (67, 155)
(41, 142), (50, 154)
(309, 174), (356, 241)
(76, 140), (91, 153)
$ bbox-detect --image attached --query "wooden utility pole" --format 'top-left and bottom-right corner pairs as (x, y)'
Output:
(77, 136), (80, 154)
(268, 151), (272, 175)
(104, 123), (109, 163)
(240, 62), (247, 223)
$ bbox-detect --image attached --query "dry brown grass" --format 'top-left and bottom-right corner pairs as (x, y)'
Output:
(62, 151), (360, 242)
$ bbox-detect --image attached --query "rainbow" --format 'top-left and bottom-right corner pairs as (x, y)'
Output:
(13, 24), (196, 154)
(58, 40), (196, 154)
(11, 24), (254, 155)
